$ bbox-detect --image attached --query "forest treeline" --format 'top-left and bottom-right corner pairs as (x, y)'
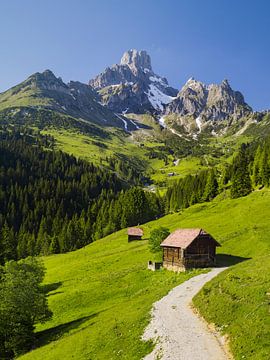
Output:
(2, 125), (270, 263)
(166, 138), (270, 212)
(0, 129), (163, 263)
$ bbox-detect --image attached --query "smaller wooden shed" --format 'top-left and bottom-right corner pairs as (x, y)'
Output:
(161, 228), (220, 271)
(127, 227), (144, 242)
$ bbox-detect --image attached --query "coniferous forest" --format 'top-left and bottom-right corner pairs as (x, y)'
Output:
(165, 140), (270, 212)
(2, 123), (270, 266)
(0, 128), (163, 264)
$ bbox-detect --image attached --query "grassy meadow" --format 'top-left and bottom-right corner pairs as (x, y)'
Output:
(41, 128), (147, 166)
(41, 127), (216, 189)
(19, 190), (270, 359)
(19, 230), (201, 360)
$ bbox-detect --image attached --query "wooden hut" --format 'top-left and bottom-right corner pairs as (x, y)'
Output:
(127, 227), (143, 242)
(160, 228), (220, 271)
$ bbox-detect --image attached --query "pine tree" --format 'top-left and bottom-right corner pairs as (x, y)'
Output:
(1, 222), (17, 262)
(203, 170), (218, 201)
(49, 236), (60, 254)
(231, 145), (252, 198)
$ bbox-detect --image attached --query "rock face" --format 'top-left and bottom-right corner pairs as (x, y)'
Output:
(120, 49), (152, 72)
(165, 78), (252, 123)
(90, 50), (252, 129)
(89, 49), (178, 113)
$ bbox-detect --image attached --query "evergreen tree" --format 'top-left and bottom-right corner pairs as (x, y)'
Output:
(231, 145), (252, 198)
(203, 169), (218, 201)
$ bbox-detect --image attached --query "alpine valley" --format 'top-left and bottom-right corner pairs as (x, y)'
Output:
(1, 50), (270, 360)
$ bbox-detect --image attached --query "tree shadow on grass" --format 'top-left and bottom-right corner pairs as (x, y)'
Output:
(42, 282), (62, 296)
(216, 253), (251, 267)
(35, 313), (98, 349)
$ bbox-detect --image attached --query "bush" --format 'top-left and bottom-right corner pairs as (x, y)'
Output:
(0, 257), (52, 358)
(149, 227), (170, 253)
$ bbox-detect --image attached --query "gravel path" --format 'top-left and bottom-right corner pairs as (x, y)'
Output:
(142, 267), (229, 360)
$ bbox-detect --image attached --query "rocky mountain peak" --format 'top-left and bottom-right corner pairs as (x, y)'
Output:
(89, 49), (177, 113)
(181, 77), (207, 93)
(120, 49), (152, 72)
(165, 77), (252, 124)
(33, 69), (63, 83)
(221, 78), (230, 87)
(185, 77), (199, 85)
(23, 69), (68, 93)
(42, 69), (58, 78)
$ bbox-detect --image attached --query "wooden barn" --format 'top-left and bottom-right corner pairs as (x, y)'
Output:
(160, 228), (220, 271)
(127, 227), (144, 242)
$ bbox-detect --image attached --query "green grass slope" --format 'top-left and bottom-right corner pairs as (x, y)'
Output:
(0, 70), (123, 128)
(20, 190), (270, 360)
(19, 232), (201, 360)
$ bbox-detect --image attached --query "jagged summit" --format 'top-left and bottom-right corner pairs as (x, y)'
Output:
(186, 77), (196, 83)
(120, 49), (152, 72)
(25, 69), (69, 93)
(164, 77), (252, 133)
(0, 50), (255, 136)
(89, 49), (178, 113)
(89, 51), (252, 119)
(221, 78), (230, 86)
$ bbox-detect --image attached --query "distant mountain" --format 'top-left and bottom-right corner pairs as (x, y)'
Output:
(0, 50), (257, 136)
(165, 77), (252, 120)
(161, 77), (253, 135)
(0, 69), (128, 129)
(89, 49), (178, 113)
(89, 49), (253, 134)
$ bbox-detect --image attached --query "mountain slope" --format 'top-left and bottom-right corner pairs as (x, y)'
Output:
(0, 49), (264, 139)
(19, 190), (270, 360)
(89, 49), (178, 113)
(0, 70), (132, 129)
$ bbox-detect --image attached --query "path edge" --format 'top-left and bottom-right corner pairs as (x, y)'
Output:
(190, 302), (234, 360)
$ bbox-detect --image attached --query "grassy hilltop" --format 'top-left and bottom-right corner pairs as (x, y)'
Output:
(19, 190), (270, 360)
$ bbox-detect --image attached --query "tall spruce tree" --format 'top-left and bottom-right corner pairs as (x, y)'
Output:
(203, 169), (218, 201)
(231, 145), (252, 198)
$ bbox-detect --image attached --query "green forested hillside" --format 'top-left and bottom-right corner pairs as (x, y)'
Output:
(0, 129), (162, 262)
(18, 190), (270, 360)
(1, 84), (270, 360)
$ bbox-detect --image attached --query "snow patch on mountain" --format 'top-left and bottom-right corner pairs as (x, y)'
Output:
(149, 76), (168, 87)
(195, 116), (202, 132)
(129, 119), (140, 130)
(146, 84), (176, 111)
(115, 113), (128, 131)
(158, 116), (167, 128)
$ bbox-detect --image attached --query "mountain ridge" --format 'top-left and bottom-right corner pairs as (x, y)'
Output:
(166, 77), (252, 120)
(0, 48), (266, 138)
(0, 69), (131, 129)
(88, 49), (254, 135)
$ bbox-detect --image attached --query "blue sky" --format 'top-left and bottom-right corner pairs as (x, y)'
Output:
(0, 0), (269, 110)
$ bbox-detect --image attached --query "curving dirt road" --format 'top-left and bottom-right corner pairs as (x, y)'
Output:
(142, 267), (229, 360)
